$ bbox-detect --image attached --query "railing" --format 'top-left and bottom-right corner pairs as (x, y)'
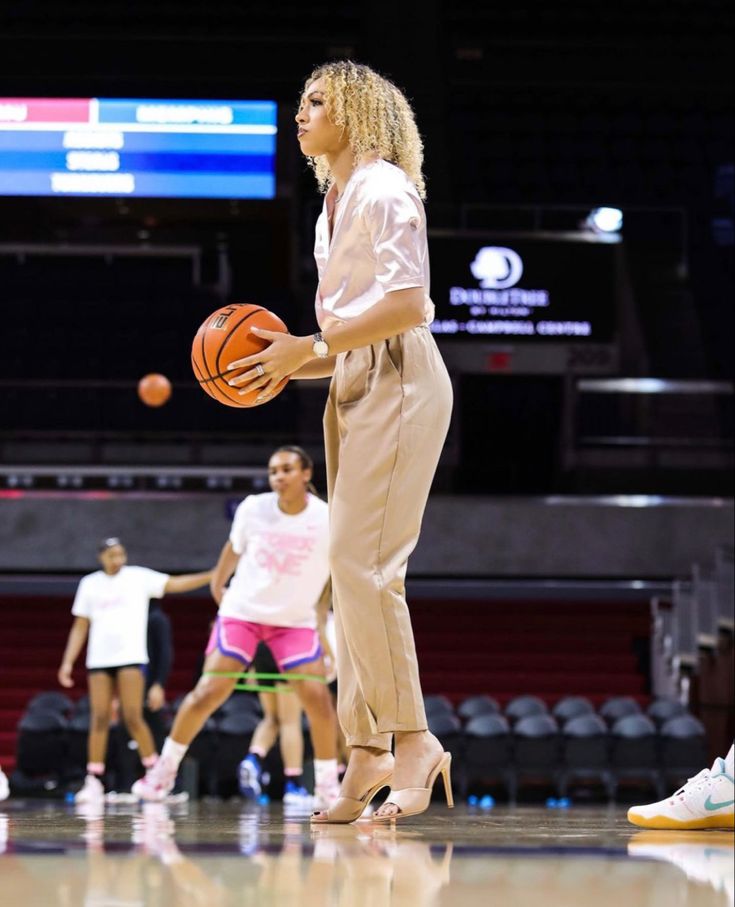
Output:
(650, 544), (735, 704)
(563, 377), (734, 476)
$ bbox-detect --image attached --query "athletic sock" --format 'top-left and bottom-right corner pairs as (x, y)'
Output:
(86, 761), (105, 777)
(160, 738), (188, 771)
(284, 769), (303, 787)
(141, 753), (159, 769)
(724, 744), (734, 777)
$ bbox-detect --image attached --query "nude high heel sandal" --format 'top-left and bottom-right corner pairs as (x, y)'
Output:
(372, 752), (454, 822)
(310, 772), (393, 824)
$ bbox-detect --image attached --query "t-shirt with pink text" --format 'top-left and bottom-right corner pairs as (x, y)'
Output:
(219, 492), (329, 628)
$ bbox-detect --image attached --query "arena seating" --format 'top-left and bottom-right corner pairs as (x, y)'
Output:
(9, 679), (705, 803)
(0, 592), (651, 781)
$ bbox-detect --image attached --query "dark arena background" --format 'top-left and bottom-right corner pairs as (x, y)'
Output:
(0, 2), (733, 905)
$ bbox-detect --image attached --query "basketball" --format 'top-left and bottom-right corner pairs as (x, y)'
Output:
(137, 373), (172, 407)
(191, 303), (289, 408)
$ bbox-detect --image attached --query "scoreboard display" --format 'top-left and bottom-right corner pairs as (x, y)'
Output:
(428, 233), (619, 343)
(0, 97), (277, 198)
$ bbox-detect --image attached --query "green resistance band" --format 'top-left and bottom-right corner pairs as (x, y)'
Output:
(203, 671), (329, 694)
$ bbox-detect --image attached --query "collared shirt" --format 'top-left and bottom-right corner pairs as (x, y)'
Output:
(314, 159), (434, 329)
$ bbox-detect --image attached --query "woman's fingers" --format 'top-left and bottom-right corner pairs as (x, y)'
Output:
(227, 366), (268, 388)
(255, 380), (279, 402)
(250, 326), (280, 341)
(226, 353), (263, 371)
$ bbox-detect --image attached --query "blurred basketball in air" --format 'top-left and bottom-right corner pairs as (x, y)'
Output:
(137, 373), (172, 407)
(191, 302), (289, 408)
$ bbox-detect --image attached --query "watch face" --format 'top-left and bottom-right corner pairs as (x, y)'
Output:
(314, 341), (329, 357)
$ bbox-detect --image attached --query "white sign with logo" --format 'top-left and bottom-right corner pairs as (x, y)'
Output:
(432, 245), (592, 337)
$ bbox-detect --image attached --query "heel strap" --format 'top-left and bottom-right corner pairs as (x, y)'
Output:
(382, 787), (429, 811)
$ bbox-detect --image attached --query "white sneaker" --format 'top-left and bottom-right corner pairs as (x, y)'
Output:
(131, 758), (177, 802)
(628, 757), (735, 830)
(283, 781), (313, 810)
(165, 791), (190, 806)
(75, 774), (105, 805)
(0, 768), (9, 802)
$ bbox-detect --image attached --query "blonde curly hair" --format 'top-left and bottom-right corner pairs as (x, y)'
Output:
(301, 60), (426, 199)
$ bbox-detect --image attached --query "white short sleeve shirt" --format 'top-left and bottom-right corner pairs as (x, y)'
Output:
(219, 492), (329, 628)
(71, 565), (169, 668)
(313, 159), (435, 329)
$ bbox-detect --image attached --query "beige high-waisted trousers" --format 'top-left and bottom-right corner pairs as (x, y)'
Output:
(323, 325), (453, 751)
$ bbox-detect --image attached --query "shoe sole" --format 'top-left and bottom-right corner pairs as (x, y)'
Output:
(627, 810), (735, 830)
(131, 783), (167, 803)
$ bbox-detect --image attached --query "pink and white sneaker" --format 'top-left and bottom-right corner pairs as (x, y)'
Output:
(313, 778), (341, 813)
(131, 758), (177, 802)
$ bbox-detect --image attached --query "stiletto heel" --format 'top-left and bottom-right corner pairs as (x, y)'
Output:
(310, 772), (393, 824)
(373, 752), (453, 822)
(441, 760), (454, 808)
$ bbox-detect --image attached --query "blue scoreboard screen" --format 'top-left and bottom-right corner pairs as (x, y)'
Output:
(0, 97), (277, 199)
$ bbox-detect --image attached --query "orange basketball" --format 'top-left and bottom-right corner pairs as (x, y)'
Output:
(191, 303), (289, 408)
(138, 373), (172, 407)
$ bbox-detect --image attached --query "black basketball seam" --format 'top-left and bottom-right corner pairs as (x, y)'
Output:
(214, 306), (265, 378)
(195, 304), (265, 406)
(198, 308), (239, 406)
(191, 350), (224, 404)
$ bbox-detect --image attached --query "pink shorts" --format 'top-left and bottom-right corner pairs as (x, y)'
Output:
(205, 617), (322, 672)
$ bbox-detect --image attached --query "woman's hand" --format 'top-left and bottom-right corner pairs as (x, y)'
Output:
(226, 329), (313, 402)
(147, 683), (166, 712)
(58, 663), (74, 688)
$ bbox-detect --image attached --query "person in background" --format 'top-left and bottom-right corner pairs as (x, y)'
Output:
(144, 600), (173, 751)
(105, 599), (177, 803)
(239, 578), (333, 807)
(133, 447), (340, 810)
(58, 537), (211, 805)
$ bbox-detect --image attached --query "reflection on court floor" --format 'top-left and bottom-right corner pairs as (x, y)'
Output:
(1, 802), (732, 906)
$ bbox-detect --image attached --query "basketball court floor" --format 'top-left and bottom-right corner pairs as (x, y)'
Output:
(1, 800), (732, 906)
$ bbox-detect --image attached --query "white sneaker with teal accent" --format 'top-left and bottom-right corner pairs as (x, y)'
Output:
(628, 757), (735, 829)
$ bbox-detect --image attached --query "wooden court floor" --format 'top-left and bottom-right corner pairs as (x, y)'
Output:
(1, 800), (733, 906)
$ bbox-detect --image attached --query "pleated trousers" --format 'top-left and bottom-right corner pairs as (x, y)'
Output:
(323, 325), (453, 750)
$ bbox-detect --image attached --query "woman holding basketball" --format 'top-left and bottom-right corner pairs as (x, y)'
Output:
(58, 539), (212, 804)
(134, 446), (340, 809)
(226, 61), (454, 823)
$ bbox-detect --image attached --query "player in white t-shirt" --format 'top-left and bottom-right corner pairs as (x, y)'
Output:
(133, 446), (340, 809)
(58, 538), (212, 804)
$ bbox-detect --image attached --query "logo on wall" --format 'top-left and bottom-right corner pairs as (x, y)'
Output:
(470, 247), (524, 289)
